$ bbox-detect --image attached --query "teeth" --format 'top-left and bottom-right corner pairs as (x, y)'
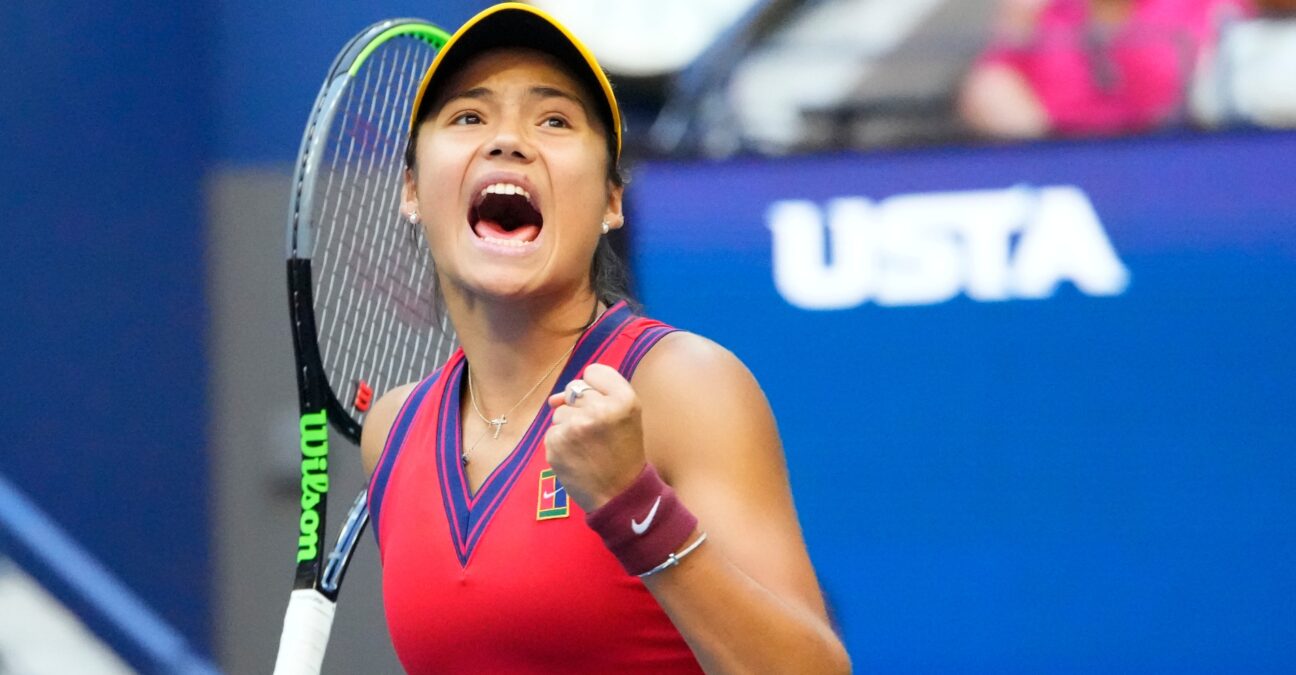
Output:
(481, 235), (533, 247)
(481, 182), (531, 201)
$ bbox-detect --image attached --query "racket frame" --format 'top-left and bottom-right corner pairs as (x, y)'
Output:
(274, 19), (450, 675)
(284, 18), (450, 596)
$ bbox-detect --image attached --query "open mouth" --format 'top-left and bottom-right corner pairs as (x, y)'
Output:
(469, 183), (543, 246)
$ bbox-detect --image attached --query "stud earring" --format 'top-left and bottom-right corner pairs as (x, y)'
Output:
(600, 220), (610, 235)
(408, 211), (420, 225)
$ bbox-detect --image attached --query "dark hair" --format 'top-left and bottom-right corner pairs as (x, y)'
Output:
(403, 59), (635, 311)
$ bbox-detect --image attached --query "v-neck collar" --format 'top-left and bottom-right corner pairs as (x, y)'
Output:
(434, 301), (636, 567)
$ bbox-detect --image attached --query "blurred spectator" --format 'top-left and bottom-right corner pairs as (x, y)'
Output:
(1190, 0), (1296, 128)
(959, 0), (1254, 139)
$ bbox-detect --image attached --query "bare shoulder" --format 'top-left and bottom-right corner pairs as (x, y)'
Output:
(632, 331), (761, 400)
(360, 382), (419, 477)
(631, 331), (779, 478)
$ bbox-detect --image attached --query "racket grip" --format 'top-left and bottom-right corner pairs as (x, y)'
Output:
(273, 589), (337, 675)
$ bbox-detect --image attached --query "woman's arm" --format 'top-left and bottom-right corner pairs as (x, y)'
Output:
(958, 62), (1051, 139)
(546, 333), (851, 674)
(958, 0), (1052, 139)
(636, 334), (849, 674)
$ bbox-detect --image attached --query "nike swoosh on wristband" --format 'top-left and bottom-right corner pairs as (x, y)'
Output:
(630, 495), (662, 535)
(543, 487), (565, 500)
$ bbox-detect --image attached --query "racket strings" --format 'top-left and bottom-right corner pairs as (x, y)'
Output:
(331, 46), (406, 392)
(342, 41), (438, 392)
(309, 35), (455, 423)
(326, 39), (443, 388)
(371, 45), (442, 385)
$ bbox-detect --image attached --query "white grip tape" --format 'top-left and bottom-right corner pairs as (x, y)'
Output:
(273, 589), (337, 675)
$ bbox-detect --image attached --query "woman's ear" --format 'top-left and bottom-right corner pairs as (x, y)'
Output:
(603, 182), (625, 231)
(401, 167), (419, 222)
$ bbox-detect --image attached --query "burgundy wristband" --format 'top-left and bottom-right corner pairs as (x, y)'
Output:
(585, 463), (698, 576)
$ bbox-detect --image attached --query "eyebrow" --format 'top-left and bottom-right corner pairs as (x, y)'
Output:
(441, 85), (590, 114)
(529, 86), (585, 109)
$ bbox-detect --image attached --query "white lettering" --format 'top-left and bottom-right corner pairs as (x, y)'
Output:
(767, 185), (1129, 309)
(768, 199), (877, 310)
(1010, 187), (1130, 298)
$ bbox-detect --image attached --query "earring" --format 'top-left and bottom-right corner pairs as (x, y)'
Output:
(600, 220), (610, 235)
(408, 211), (420, 225)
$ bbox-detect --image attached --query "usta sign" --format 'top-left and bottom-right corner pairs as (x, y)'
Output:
(768, 185), (1129, 309)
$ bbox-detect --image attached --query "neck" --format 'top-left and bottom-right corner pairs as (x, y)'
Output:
(445, 288), (604, 412)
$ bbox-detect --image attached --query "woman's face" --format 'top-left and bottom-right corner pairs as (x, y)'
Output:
(403, 48), (622, 305)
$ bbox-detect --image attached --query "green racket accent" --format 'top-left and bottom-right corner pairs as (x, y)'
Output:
(349, 24), (450, 76)
(275, 18), (457, 673)
(297, 409), (331, 563)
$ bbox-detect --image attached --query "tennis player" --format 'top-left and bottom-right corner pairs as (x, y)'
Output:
(361, 4), (850, 673)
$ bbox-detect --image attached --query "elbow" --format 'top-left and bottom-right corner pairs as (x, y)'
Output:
(825, 638), (852, 675)
(810, 620), (852, 674)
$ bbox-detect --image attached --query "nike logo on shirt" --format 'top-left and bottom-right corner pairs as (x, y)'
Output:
(631, 496), (662, 535)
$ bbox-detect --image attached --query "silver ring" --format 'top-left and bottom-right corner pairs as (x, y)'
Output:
(565, 380), (593, 405)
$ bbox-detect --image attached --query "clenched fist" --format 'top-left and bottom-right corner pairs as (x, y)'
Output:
(545, 363), (648, 511)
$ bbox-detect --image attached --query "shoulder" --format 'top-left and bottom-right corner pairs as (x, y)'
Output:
(632, 330), (756, 392)
(630, 331), (778, 479)
(360, 381), (420, 477)
(632, 331), (768, 419)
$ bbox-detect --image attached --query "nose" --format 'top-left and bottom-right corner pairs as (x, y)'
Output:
(488, 144), (529, 160)
(484, 117), (533, 162)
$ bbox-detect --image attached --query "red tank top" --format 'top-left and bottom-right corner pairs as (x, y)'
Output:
(368, 302), (702, 674)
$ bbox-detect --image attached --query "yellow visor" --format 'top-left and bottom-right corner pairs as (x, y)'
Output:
(408, 2), (622, 159)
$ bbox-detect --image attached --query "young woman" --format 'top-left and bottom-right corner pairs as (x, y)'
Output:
(361, 4), (850, 673)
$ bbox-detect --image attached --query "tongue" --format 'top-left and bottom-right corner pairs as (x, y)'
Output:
(475, 219), (540, 242)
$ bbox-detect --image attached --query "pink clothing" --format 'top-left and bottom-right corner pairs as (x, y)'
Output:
(981, 0), (1253, 135)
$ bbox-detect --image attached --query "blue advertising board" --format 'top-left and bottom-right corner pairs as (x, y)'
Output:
(629, 132), (1296, 671)
(0, 2), (211, 664)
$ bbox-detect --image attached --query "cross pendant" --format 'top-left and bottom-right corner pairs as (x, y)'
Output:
(488, 416), (506, 439)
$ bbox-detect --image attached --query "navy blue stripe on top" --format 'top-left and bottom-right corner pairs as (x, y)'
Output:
(618, 325), (678, 378)
(437, 301), (637, 566)
(368, 369), (444, 549)
(435, 356), (470, 556)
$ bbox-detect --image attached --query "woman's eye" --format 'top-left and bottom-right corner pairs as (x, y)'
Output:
(452, 112), (481, 125)
(543, 116), (569, 129)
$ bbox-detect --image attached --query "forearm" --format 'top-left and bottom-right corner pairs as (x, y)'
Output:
(642, 534), (851, 675)
(959, 63), (1050, 139)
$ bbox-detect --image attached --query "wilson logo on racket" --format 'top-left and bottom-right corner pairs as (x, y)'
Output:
(297, 410), (331, 562)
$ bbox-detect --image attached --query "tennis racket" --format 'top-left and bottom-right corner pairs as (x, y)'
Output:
(274, 19), (455, 675)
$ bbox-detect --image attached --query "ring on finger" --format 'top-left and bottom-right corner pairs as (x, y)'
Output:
(565, 380), (593, 405)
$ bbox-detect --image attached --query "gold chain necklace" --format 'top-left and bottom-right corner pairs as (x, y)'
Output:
(461, 302), (605, 466)
(468, 340), (575, 436)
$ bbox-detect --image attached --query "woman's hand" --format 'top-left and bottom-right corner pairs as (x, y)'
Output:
(545, 363), (647, 511)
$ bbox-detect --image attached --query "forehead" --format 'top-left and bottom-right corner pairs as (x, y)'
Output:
(434, 47), (590, 110)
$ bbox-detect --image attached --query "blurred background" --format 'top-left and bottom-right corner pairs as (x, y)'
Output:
(2, 0), (1294, 672)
